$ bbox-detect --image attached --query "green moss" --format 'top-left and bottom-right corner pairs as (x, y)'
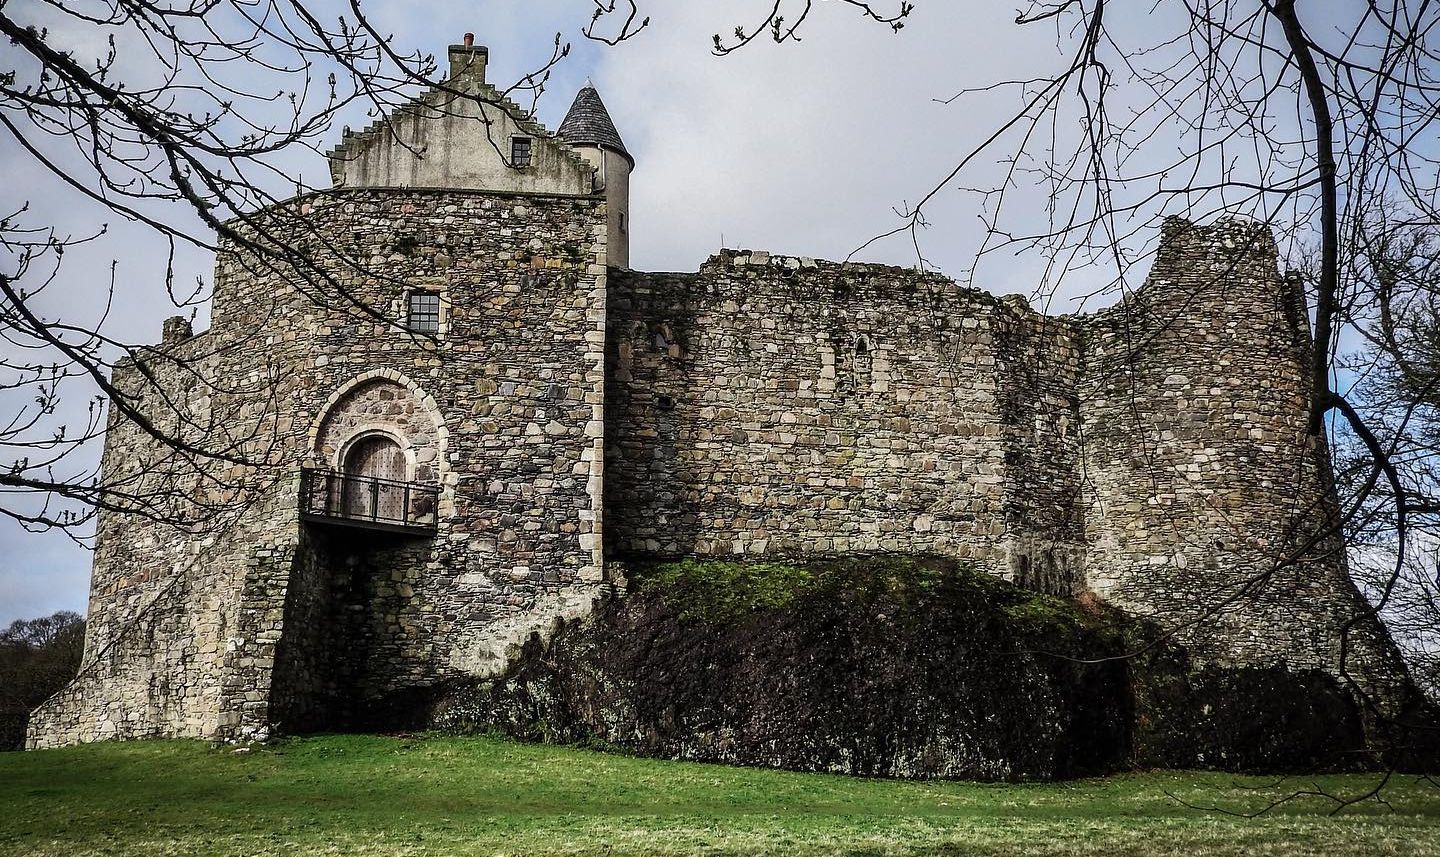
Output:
(636, 559), (815, 623)
(999, 593), (1112, 644)
(632, 555), (1099, 635)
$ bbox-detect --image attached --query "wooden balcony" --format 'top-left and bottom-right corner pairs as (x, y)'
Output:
(299, 468), (439, 535)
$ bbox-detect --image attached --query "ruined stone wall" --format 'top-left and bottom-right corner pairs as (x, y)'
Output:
(1075, 216), (1407, 699)
(24, 324), (301, 746)
(604, 254), (1084, 585)
(30, 187), (610, 746)
(603, 226), (1406, 702)
(31, 201), (1414, 749)
(991, 301), (1087, 594)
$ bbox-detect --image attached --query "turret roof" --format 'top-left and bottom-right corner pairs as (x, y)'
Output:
(557, 84), (633, 167)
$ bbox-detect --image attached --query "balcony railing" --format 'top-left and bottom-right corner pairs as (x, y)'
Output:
(299, 468), (439, 534)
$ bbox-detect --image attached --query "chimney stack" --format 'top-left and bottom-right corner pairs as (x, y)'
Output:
(448, 34), (488, 84)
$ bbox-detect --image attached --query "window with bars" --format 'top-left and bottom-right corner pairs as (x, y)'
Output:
(407, 291), (440, 334)
(511, 136), (532, 168)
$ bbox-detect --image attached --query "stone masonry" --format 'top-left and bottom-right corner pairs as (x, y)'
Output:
(29, 187), (610, 746)
(604, 227), (1405, 705)
(27, 42), (1410, 749)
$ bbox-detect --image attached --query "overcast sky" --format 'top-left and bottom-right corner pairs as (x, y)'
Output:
(0, 0), (1322, 624)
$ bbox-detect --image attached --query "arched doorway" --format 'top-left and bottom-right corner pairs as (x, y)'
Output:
(343, 434), (407, 521)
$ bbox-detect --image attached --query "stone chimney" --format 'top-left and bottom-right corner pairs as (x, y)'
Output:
(448, 34), (488, 84)
(161, 315), (193, 346)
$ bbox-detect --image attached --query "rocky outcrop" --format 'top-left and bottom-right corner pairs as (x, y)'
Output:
(432, 557), (1380, 780)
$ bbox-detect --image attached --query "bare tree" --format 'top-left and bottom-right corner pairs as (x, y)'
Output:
(0, 0), (919, 537)
(1336, 207), (1440, 700)
(6, 0), (1437, 789)
(0, 611), (84, 749)
(684, 0), (1440, 794)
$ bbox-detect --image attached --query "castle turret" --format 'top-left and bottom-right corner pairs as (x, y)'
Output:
(557, 83), (633, 268)
(1076, 217), (1407, 709)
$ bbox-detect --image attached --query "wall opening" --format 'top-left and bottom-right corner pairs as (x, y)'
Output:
(342, 434), (408, 520)
(853, 336), (874, 392)
(510, 136), (532, 168)
(407, 291), (441, 334)
(274, 374), (449, 735)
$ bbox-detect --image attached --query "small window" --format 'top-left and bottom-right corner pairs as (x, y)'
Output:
(407, 291), (440, 334)
(852, 336), (873, 391)
(511, 136), (532, 168)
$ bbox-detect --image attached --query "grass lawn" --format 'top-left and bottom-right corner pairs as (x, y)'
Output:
(2, 735), (1439, 856)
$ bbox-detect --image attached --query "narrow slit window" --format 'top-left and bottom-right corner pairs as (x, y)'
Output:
(853, 336), (873, 390)
(407, 291), (441, 334)
(511, 136), (532, 168)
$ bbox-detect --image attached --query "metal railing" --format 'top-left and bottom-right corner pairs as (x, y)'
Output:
(299, 468), (439, 533)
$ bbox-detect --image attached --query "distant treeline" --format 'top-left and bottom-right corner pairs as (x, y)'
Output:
(1, 612), (84, 750)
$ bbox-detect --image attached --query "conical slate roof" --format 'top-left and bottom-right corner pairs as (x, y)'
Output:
(557, 84), (633, 167)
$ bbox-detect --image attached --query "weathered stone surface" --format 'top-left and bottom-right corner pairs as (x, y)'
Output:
(432, 558), (1382, 779)
(327, 44), (595, 199)
(604, 226), (1408, 715)
(605, 255), (1083, 593)
(27, 187), (611, 748)
(29, 211), (1418, 755)
(1076, 218), (1398, 704)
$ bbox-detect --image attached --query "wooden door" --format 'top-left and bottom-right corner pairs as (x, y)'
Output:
(343, 435), (406, 520)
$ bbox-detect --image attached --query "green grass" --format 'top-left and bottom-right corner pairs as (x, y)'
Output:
(2, 735), (1439, 856)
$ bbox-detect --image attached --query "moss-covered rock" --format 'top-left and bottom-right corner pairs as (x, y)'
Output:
(1134, 659), (1368, 771)
(430, 557), (1375, 780)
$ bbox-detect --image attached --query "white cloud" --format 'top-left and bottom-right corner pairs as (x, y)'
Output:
(591, 4), (1045, 276)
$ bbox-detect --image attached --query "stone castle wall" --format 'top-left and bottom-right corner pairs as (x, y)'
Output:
(25, 341), (212, 745)
(29, 208), (1411, 748)
(29, 187), (611, 747)
(605, 220), (1404, 699)
(1075, 218), (1407, 695)
(604, 255), (1084, 593)
(607, 259), (1003, 569)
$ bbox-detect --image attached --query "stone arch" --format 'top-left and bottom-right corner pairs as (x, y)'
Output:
(310, 371), (449, 503)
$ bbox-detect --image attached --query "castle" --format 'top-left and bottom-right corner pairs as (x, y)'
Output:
(27, 40), (1409, 748)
